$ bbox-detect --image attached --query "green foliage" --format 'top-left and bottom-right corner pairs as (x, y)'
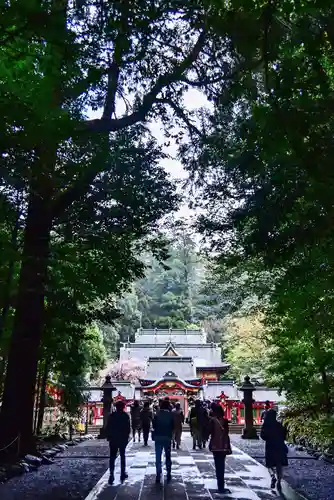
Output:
(3, 0), (240, 450)
(191, 1), (334, 442)
(223, 313), (269, 382)
(285, 412), (334, 454)
(106, 224), (208, 344)
(3, 0), (334, 453)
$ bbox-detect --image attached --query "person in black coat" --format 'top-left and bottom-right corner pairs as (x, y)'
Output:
(140, 401), (153, 446)
(260, 409), (288, 491)
(105, 400), (130, 485)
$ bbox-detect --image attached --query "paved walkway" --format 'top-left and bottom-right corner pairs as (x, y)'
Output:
(85, 434), (305, 500)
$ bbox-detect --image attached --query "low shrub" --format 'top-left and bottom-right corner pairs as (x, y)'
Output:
(285, 412), (334, 454)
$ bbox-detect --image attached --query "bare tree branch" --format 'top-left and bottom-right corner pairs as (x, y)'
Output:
(84, 30), (206, 134)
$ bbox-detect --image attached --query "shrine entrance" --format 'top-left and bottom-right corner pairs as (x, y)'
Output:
(140, 372), (202, 415)
(155, 389), (186, 411)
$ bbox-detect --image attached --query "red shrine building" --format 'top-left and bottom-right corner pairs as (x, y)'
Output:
(87, 329), (283, 424)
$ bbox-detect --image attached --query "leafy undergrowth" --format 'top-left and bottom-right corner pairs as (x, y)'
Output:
(285, 412), (334, 455)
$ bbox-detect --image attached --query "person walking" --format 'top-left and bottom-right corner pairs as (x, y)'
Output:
(140, 401), (153, 446)
(208, 403), (232, 494)
(201, 403), (210, 448)
(172, 402), (184, 449)
(260, 408), (288, 491)
(89, 408), (94, 425)
(105, 400), (130, 485)
(130, 400), (142, 442)
(152, 399), (174, 483)
(186, 400), (194, 424)
(261, 400), (271, 423)
(189, 400), (206, 450)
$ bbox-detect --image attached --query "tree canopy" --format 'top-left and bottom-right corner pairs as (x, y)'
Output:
(2, 0), (334, 456)
(1, 0), (266, 455)
(190, 1), (334, 444)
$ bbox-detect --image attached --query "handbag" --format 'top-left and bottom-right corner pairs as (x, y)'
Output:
(151, 430), (155, 441)
(209, 418), (232, 455)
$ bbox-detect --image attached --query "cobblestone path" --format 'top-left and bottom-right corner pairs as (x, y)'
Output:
(85, 434), (305, 500)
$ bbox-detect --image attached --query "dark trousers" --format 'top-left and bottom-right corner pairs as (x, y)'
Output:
(142, 424), (150, 445)
(132, 426), (141, 441)
(213, 452), (226, 490)
(109, 443), (126, 477)
(155, 439), (172, 476)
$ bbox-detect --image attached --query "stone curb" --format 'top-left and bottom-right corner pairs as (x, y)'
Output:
(0, 434), (95, 484)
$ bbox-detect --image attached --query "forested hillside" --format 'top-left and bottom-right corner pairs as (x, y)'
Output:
(98, 224), (208, 357)
(98, 222), (268, 387)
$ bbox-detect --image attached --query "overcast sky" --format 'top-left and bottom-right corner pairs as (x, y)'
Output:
(88, 89), (210, 220)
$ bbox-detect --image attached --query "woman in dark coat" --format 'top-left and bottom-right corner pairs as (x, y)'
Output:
(208, 403), (231, 495)
(260, 409), (288, 491)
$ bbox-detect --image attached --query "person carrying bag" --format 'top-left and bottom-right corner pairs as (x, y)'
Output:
(208, 403), (232, 494)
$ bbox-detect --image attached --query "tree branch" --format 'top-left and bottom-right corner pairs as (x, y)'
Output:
(51, 149), (107, 218)
(54, 32), (207, 214)
(102, 58), (121, 120)
(84, 30), (206, 134)
(156, 98), (204, 137)
(102, 20), (130, 120)
(51, 144), (143, 217)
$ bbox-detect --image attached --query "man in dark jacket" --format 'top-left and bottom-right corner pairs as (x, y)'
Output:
(140, 401), (153, 446)
(172, 402), (184, 449)
(105, 400), (130, 485)
(190, 400), (207, 450)
(130, 400), (142, 442)
(152, 399), (174, 483)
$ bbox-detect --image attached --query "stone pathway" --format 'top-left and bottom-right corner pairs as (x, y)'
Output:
(85, 434), (306, 500)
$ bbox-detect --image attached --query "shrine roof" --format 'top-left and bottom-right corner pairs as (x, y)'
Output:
(195, 364), (231, 371)
(194, 358), (230, 367)
(148, 356), (193, 362)
(134, 328), (207, 345)
(123, 343), (217, 347)
(140, 371), (202, 389)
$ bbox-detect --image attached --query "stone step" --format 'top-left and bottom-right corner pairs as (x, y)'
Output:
(87, 424), (102, 435)
(229, 424), (262, 434)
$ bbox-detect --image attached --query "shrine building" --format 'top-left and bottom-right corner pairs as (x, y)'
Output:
(87, 328), (284, 424)
(126, 328), (229, 414)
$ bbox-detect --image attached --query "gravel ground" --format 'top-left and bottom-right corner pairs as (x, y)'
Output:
(0, 439), (110, 500)
(230, 434), (334, 500)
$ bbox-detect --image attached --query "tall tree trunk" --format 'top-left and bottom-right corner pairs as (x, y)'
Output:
(0, 192), (53, 458)
(0, 201), (20, 401)
(37, 361), (49, 435)
(0, 201), (20, 340)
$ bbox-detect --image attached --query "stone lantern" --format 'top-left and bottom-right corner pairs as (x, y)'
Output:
(98, 375), (116, 438)
(239, 375), (259, 440)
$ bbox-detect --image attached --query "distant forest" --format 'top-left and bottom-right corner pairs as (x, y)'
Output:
(98, 223), (267, 383)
